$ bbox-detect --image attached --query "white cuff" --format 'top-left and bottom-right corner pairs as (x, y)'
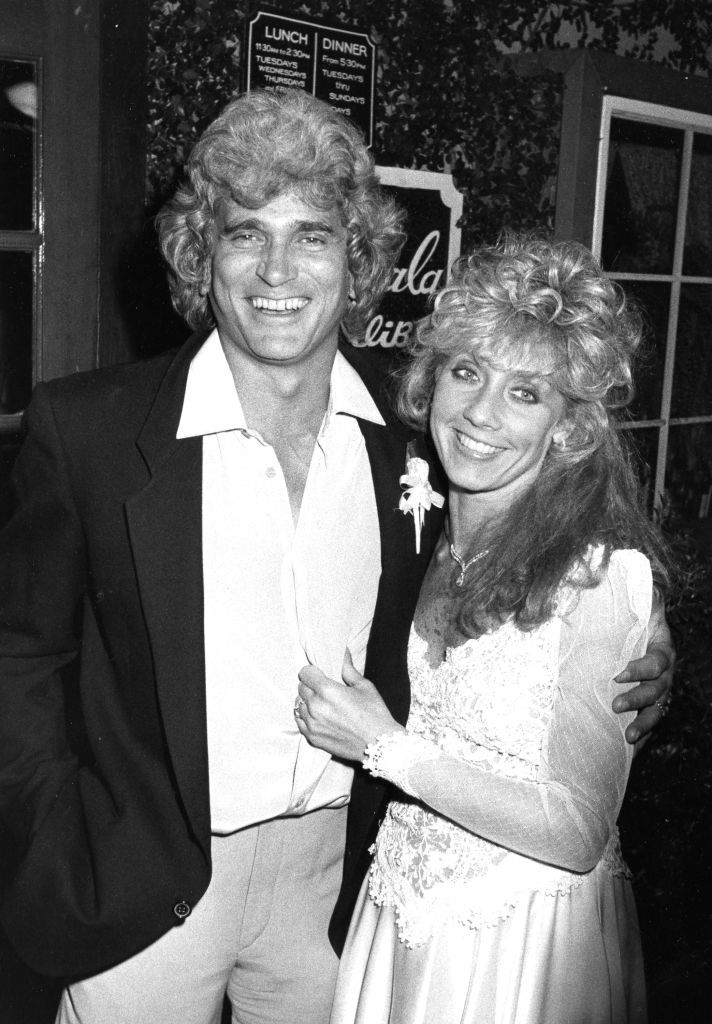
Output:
(362, 730), (441, 798)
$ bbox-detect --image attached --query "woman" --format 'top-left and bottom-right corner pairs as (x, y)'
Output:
(294, 234), (671, 1023)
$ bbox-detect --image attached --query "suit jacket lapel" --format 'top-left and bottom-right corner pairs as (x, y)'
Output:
(339, 341), (446, 721)
(125, 334), (211, 846)
(356, 418), (444, 724)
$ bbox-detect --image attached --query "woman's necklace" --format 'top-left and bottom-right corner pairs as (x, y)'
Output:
(449, 543), (488, 587)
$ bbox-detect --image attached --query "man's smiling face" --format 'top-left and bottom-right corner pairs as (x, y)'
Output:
(207, 191), (351, 374)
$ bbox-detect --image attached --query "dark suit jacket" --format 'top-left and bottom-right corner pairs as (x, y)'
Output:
(0, 332), (444, 978)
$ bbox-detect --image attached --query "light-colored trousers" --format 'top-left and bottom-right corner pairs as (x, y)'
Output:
(55, 806), (347, 1024)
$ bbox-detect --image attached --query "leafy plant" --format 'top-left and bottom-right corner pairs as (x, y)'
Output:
(146, 0), (712, 241)
(620, 526), (712, 1019)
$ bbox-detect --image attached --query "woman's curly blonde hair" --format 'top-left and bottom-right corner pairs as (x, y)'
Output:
(398, 232), (642, 462)
(396, 232), (671, 636)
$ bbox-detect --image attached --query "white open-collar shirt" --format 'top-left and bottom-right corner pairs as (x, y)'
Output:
(177, 330), (384, 832)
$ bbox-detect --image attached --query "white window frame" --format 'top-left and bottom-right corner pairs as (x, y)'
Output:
(591, 95), (712, 513)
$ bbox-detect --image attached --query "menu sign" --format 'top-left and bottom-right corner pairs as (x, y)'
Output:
(351, 167), (463, 350)
(245, 10), (375, 146)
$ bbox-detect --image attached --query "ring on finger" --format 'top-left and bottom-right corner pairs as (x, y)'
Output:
(294, 696), (306, 718)
(655, 697), (671, 717)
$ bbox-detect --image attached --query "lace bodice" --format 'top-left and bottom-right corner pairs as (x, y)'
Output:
(366, 550), (652, 946)
(408, 614), (560, 781)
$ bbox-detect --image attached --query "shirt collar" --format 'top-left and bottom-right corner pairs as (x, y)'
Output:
(176, 329), (385, 440)
(327, 346), (385, 427)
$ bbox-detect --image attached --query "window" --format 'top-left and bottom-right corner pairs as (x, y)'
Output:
(0, 56), (40, 431)
(516, 49), (712, 522)
(592, 97), (712, 518)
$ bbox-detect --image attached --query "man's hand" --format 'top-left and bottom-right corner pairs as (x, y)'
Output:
(613, 591), (675, 745)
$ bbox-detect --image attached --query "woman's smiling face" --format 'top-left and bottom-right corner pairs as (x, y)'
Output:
(430, 347), (567, 511)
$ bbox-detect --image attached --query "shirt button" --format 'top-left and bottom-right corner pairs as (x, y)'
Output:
(173, 900), (191, 921)
(266, 466), (277, 479)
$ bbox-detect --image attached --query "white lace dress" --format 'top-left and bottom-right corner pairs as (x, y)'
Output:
(331, 551), (651, 1024)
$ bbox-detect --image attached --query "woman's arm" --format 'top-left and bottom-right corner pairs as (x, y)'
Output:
(297, 551), (651, 873)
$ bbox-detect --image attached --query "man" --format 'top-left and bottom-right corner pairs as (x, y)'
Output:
(0, 90), (672, 1024)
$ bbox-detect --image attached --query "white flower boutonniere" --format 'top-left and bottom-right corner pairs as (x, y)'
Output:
(399, 443), (445, 554)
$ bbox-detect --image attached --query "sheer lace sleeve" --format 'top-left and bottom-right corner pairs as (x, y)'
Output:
(365, 551), (652, 872)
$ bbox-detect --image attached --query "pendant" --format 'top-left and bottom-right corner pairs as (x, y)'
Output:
(449, 543), (487, 588)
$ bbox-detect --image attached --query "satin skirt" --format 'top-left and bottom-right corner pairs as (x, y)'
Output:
(330, 862), (647, 1024)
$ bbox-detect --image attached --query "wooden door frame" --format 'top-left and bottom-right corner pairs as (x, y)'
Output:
(511, 48), (712, 246)
(2, 0), (149, 396)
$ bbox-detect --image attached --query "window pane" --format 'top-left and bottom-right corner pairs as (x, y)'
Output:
(616, 280), (669, 422)
(683, 131), (712, 276)
(665, 422), (712, 520)
(0, 250), (33, 413)
(671, 285), (712, 418)
(621, 425), (659, 515)
(0, 432), (21, 526)
(0, 59), (37, 231)
(601, 118), (683, 274)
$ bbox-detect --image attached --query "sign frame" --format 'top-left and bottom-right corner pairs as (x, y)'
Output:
(244, 9), (376, 147)
(376, 167), (462, 275)
(350, 166), (463, 350)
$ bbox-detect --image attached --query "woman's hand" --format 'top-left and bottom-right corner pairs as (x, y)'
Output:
(295, 650), (401, 762)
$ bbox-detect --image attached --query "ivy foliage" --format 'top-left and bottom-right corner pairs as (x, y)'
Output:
(619, 525), (712, 1015)
(147, 0), (712, 245)
(147, 0), (246, 208)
